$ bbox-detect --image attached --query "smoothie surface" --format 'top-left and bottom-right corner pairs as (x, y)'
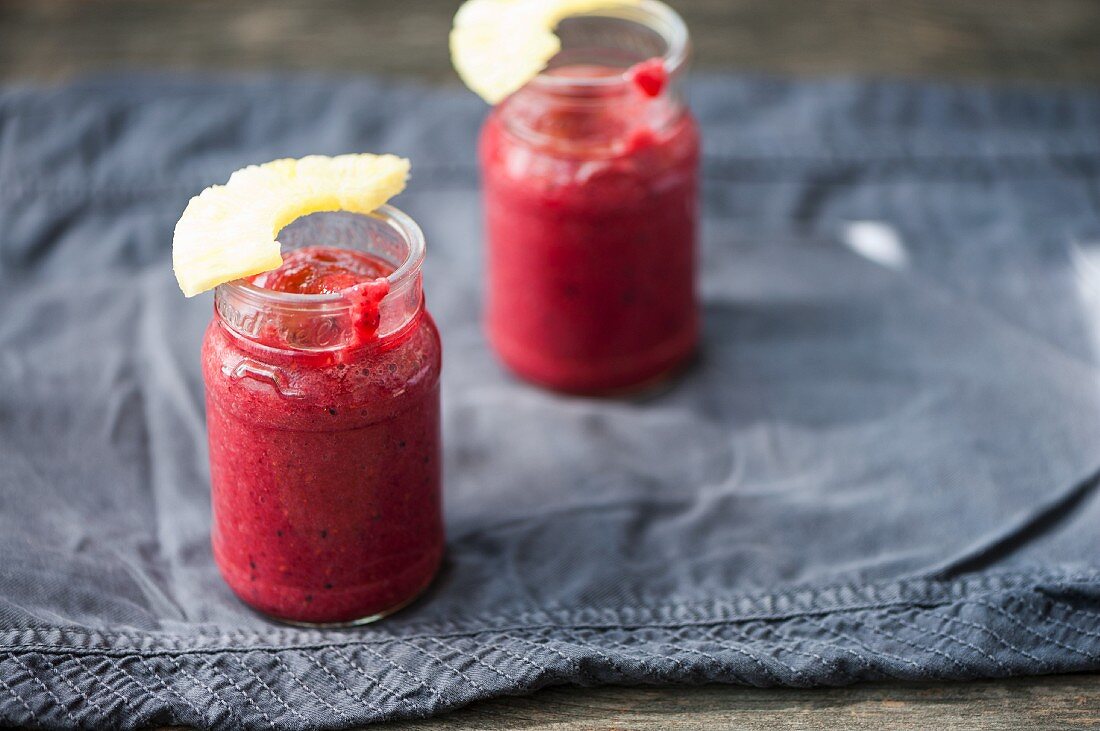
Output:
(251, 246), (393, 294)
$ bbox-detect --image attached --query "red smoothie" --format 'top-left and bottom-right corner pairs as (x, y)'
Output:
(480, 45), (699, 394)
(202, 211), (442, 625)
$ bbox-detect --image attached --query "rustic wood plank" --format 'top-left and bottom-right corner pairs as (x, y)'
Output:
(380, 675), (1100, 730)
(1, 0), (1100, 84)
(149, 675), (1100, 730)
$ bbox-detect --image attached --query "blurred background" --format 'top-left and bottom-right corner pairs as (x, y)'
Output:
(3, 0), (1100, 85)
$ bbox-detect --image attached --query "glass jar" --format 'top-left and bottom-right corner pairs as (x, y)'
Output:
(480, 0), (699, 394)
(202, 207), (443, 626)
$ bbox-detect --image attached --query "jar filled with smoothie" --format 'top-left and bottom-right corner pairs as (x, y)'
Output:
(453, 0), (699, 394)
(173, 155), (443, 625)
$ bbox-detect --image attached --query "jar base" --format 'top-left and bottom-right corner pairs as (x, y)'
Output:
(215, 538), (443, 627)
(254, 575), (435, 628)
(569, 353), (696, 398)
(489, 327), (698, 397)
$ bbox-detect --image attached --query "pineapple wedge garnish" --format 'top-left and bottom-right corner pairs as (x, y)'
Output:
(172, 154), (410, 297)
(450, 0), (641, 105)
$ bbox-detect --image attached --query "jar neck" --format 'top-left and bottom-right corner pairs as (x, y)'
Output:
(498, 0), (690, 155)
(214, 206), (426, 354)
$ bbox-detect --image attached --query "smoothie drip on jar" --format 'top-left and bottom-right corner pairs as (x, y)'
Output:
(519, 59), (675, 157)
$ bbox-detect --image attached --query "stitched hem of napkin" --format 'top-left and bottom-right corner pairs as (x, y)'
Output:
(0, 568), (1097, 730)
(0, 567), (1094, 652)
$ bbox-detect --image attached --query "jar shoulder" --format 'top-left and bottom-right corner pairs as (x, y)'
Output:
(479, 108), (699, 208)
(202, 311), (441, 428)
(481, 107), (697, 168)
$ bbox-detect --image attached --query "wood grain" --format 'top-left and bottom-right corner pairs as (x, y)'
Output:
(380, 675), (1100, 730)
(1, 0), (1099, 84)
(149, 675), (1100, 730)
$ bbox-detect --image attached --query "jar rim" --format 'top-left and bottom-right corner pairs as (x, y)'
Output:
(219, 203), (426, 308)
(528, 0), (690, 92)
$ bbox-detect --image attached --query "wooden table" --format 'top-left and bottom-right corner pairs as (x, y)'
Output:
(3, 0), (1100, 83)
(4, 1), (1100, 728)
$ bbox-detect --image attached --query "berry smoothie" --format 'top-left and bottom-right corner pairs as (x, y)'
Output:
(480, 60), (700, 394)
(203, 222), (443, 625)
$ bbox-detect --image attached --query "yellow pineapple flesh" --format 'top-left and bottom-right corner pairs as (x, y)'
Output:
(172, 154), (410, 297)
(450, 0), (641, 105)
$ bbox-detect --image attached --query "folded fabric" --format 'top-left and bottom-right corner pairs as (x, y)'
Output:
(1, 74), (1100, 729)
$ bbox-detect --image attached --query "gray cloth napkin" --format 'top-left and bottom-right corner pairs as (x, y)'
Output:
(1, 73), (1100, 730)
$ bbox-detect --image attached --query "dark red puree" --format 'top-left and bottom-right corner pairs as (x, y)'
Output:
(480, 59), (699, 393)
(252, 246), (392, 294)
(203, 241), (443, 625)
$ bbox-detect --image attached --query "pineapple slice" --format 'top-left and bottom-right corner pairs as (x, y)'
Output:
(450, 0), (641, 105)
(172, 154), (410, 297)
